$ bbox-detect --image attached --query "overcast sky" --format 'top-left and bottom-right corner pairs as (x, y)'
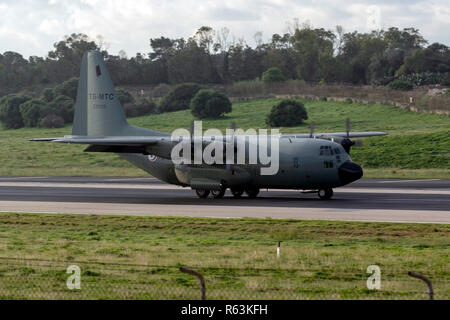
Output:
(0, 0), (449, 59)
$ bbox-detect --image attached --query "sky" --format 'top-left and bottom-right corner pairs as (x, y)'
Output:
(0, 0), (449, 59)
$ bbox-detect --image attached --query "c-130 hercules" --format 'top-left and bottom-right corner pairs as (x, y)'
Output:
(32, 51), (387, 200)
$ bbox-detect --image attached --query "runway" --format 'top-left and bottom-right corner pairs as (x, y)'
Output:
(0, 177), (449, 224)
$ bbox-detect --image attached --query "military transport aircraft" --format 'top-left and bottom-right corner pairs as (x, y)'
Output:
(32, 51), (387, 200)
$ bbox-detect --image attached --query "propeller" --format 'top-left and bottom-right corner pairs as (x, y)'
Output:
(346, 117), (350, 138)
(309, 121), (315, 138)
(226, 122), (236, 173)
(341, 118), (355, 154)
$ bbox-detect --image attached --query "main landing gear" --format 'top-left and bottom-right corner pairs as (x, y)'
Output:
(195, 186), (260, 199)
(317, 188), (333, 200)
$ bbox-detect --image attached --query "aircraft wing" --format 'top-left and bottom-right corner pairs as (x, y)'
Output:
(286, 132), (388, 138)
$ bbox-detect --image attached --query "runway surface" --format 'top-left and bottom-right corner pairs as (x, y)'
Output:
(0, 177), (449, 224)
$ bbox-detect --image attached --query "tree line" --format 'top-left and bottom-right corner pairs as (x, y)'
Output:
(1, 24), (449, 98)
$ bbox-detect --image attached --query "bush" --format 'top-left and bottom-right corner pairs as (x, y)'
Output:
(261, 67), (286, 83)
(54, 77), (79, 100)
(158, 83), (202, 113)
(229, 80), (265, 97)
(387, 79), (413, 91)
(266, 99), (308, 127)
(190, 90), (232, 119)
(19, 99), (46, 127)
(41, 88), (55, 102)
(123, 99), (156, 118)
(40, 114), (65, 128)
(0, 94), (31, 129)
(123, 100), (156, 117)
(116, 89), (134, 105)
(42, 95), (75, 123)
(151, 83), (171, 98)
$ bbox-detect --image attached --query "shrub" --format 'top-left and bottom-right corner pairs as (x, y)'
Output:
(19, 99), (46, 127)
(262, 67), (286, 83)
(229, 80), (265, 97)
(123, 99), (156, 118)
(41, 88), (55, 102)
(116, 89), (134, 105)
(190, 89), (232, 119)
(54, 77), (79, 100)
(266, 99), (308, 127)
(387, 79), (413, 91)
(42, 95), (74, 123)
(158, 83), (202, 113)
(40, 114), (65, 128)
(151, 83), (171, 98)
(138, 99), (157, 115)
(0, 94), (31, 129)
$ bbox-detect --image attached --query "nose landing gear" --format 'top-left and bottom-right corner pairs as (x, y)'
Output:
(317, 188), (333, 200)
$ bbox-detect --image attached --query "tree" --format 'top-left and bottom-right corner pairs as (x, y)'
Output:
(19, 99), (46, 127)
(54, 77), (79, 100)
(190, 90), (232, 119)
(266, 99), (308, 127)
(116, 89), (134, 105)
(40, 95), (75, 123)
(261, 67), (286, 83)
(0, 94), (31, 129)
(48, 33), (103, 81)
(41, 88), (55, 102)
(158, 83), (202, 112)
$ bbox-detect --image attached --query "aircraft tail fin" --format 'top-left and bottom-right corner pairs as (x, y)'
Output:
(72, 51), (129, 137)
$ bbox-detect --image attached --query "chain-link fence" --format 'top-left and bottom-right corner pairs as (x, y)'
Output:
(0, 257), (448, 300)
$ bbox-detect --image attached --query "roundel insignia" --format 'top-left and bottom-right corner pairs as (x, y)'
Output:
(148, 154), (157, 162)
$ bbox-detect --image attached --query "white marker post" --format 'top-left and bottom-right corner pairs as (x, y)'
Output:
(277, 241), (281, 259)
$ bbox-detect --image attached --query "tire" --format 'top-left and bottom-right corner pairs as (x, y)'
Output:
(211, 188), (226, 199)
(230, 187), (245, 198)
(195, 189), (210, 198)
(245, 186), (260, 198)
(318, 188), (333, 200)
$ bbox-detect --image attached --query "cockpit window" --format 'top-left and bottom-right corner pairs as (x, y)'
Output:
(319, 145), (334, 156)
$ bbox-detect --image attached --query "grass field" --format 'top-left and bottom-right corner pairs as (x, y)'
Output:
(0, 213), (448, 299)
(0, 98), (449, 178)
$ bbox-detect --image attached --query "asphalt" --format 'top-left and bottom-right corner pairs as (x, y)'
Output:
(0, 177), (449, 224)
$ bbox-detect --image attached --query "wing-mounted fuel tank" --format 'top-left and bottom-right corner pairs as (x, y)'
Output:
(174, 164), (252, 190)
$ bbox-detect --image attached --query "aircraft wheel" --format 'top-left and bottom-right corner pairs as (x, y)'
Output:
(211, 188), (226, 199)
(245, 186), (260, 198)
(318, 188), (333, 200)
(195, 189), (210, 198)
(230, 187), (245, 198)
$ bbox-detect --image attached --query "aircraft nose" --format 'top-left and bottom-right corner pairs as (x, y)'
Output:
(338, 161), (363, 186)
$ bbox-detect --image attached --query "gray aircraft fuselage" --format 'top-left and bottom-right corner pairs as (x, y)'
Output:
(120, 136), (358, 190)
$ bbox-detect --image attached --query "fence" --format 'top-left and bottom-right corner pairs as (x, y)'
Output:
(0, 257), (448, 300)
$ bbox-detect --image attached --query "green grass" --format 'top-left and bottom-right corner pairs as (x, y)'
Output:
(0, 99), (448, 177)
(0, 213), (448, 299)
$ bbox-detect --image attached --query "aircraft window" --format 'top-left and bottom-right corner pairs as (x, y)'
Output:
(293, 158), (299, 168)
(324, 161), (334, 168)
(334, 148), (341, 154)
(320, 147), (333, 156)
